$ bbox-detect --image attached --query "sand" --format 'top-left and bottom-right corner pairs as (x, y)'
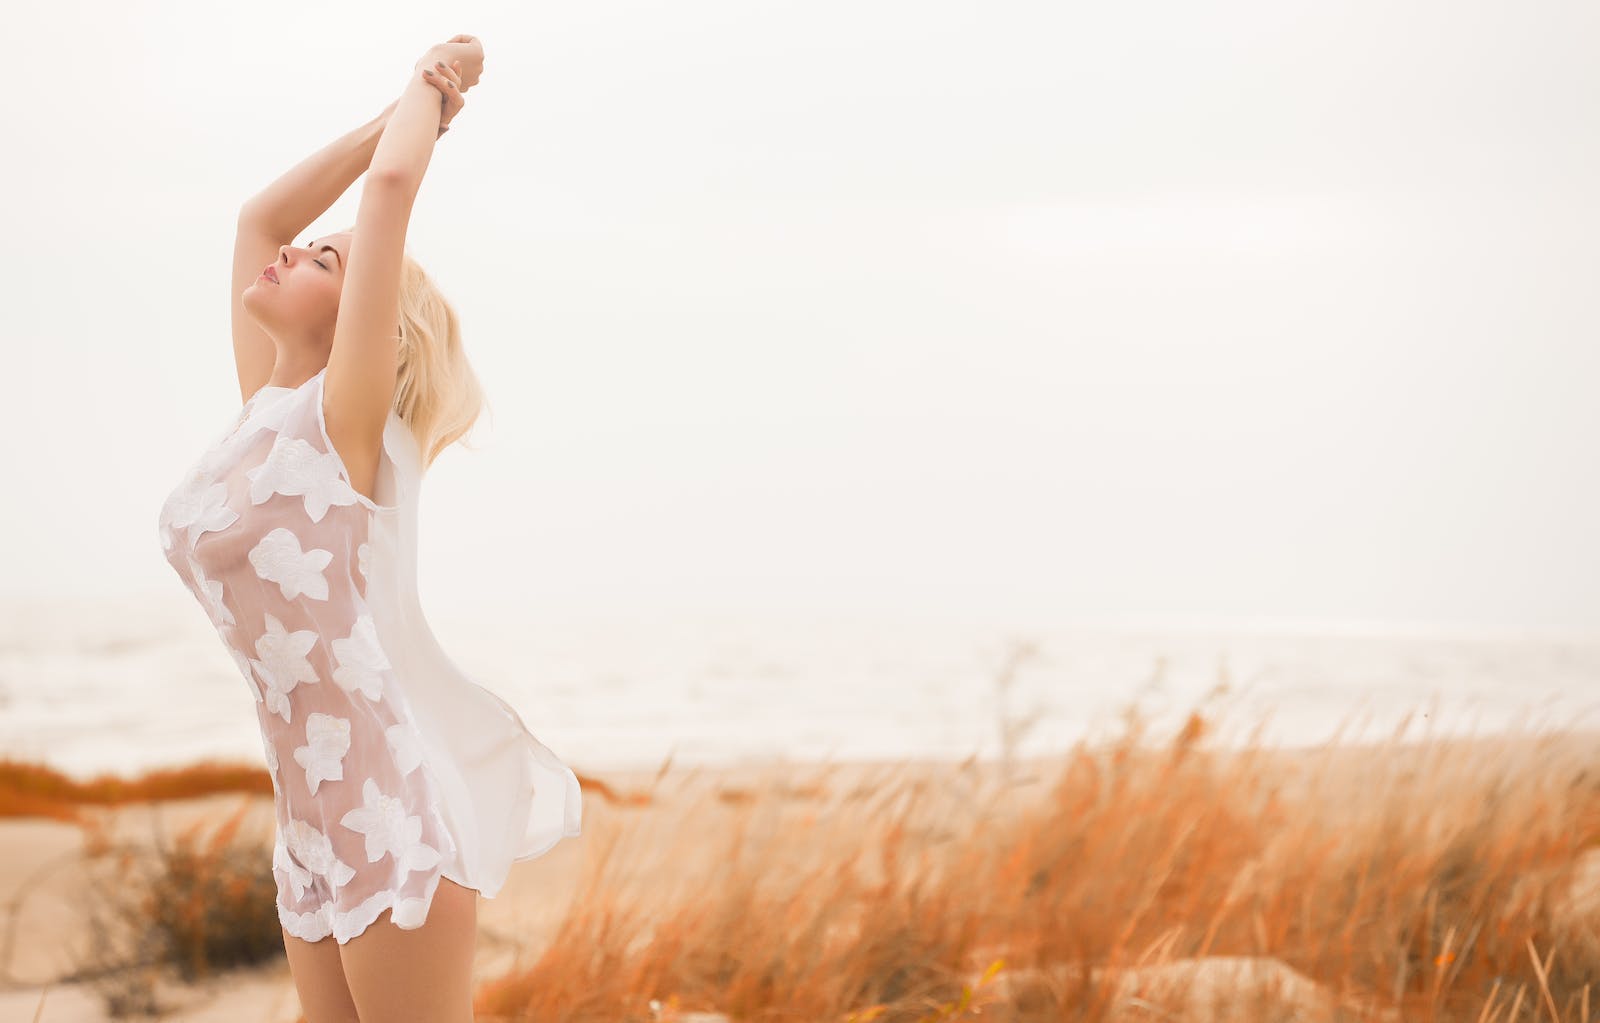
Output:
(2, 732), (1595, 1023)
(0, 755), (1039, 1023)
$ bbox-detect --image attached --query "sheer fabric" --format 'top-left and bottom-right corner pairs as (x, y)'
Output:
(157, 367), (582, 943)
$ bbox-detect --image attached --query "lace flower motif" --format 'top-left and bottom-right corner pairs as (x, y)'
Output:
(339, 778), (443, 874)
(246, 435), (363, 523)
(384, 723), (423, 775)
(230, 647), (264, 704)
(181, 550), (237, 630)
(293, 712), (352, 795)
(273, 835), (314, 901)
(196, 426), (252, 479)
(258, 715), (280, 776)
(250, 612), (321, 724)
(330, 614), (389, 702)
(286, 816), (358, 889)
(162, 468), (239, 544)
(249, 527), (333, 601)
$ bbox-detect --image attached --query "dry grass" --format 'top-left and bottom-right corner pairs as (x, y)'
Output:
(469, 701), (1599, 1021)
(5, 670), (1597, 1022)
(60, 796), (282, 1015)
(0, 757), (273, 822)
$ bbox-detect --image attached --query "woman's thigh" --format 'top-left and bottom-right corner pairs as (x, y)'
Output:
(281, 927), (361, 1023)
(339, 876), (479, 1023)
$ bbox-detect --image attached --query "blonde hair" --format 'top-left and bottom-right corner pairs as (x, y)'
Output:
(343, 225), (493, 472)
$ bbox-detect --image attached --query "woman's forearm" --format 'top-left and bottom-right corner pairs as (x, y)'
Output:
(368, 67), (448, 187)
(238, 99), (399, 238)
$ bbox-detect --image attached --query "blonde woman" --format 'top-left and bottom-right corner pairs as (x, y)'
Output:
(156, 35), (582, 1022)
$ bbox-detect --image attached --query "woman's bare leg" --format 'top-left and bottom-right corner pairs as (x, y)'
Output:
(339, 876), (479, 1023)
(281, 927), (362, 1023)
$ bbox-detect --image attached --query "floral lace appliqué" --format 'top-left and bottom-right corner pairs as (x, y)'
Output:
(247, 434), (365, 523)
(249, 527), (334, 601)
(251, 612), (321, 724)
(274, 836), (315, 901)
(232, 647), (265, 704)
(164, 469), (239, 544)
(184, 551), (237, 629)
(340, 778), (444, 874)
(384, 723), (424, 775)
(293, 712), (353, 795)
(286, 817), (358, 889)
(330, 614), (390, 702)
(259, 716), (280, 775)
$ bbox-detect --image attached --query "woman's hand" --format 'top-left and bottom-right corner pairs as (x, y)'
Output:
(420, 59), (467, 138)
(416, 34), (484, 93)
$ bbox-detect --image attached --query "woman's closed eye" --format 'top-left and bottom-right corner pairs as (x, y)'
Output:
(314, 259), (328, 270)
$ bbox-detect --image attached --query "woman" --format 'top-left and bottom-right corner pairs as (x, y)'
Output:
(155, 35), (582, 1022)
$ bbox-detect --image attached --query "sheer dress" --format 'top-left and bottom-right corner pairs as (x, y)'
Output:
(157, 367), (582, 943)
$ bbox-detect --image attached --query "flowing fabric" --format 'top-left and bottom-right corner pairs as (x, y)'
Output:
(157, 367), (582, 943)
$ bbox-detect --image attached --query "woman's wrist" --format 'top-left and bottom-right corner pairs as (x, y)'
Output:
(414, 44), (464, 72)
(413, 43), (481, 90)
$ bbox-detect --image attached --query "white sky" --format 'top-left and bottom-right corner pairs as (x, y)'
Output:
(4, 0), (1598, 630)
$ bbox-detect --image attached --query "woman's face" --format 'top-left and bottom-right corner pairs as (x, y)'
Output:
(243, 231), (351, 340)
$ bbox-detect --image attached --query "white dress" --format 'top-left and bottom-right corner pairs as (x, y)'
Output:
(156, 366), (582, 944)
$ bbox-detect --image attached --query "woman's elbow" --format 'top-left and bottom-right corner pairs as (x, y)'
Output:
(366, 166), (421, 192)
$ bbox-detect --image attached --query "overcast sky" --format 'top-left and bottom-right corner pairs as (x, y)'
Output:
(4, 0), (1597, 631)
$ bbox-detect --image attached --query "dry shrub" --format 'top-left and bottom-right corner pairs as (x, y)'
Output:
(474, 685), (1599, 1023)
(0, 756), (273, 822)
(69, 796), (281, 1016)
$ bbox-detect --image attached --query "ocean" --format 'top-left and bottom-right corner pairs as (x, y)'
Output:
(1, 595), (1594, 782)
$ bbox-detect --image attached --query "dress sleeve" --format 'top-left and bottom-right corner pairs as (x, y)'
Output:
(308, 369), (414, 513)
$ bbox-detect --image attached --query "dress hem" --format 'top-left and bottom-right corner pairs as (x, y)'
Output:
(277, 867), (447, 945)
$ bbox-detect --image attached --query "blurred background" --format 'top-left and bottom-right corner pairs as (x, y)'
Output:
(3, 1), (1597, 780)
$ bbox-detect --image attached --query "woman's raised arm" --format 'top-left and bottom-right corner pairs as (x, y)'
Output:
(320, 39), (484, 491)
(237, 36), (480, 236)
(368, 39), (483, 186)
(238, 100), (399, 241)
(232, 101), (398, 399)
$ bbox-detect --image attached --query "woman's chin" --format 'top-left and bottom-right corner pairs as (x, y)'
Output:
(239, 289), (273, 319)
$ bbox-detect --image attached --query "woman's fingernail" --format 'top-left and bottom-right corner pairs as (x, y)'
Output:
(424, 69), (433, 75)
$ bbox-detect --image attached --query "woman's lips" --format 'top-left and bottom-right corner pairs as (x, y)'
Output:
(260, 265), (279, 283)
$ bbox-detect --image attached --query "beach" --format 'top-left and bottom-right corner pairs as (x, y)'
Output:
(4, 729), (1598, 1022)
